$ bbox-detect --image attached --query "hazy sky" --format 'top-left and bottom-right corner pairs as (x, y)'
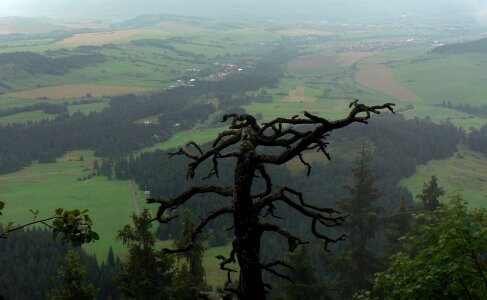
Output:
(0, 0), (485, 24)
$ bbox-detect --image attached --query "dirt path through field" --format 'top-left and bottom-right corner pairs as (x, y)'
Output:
(57, 29), (164, 46)
(129, 180), (140, 216)
(0, 169), (81, 181)
(5, 84), (152, 99)
(355, 64), (421, 101)
(280, 85), (316, 103)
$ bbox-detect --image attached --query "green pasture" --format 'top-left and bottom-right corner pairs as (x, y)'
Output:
(0, 98), (110, 125)
(203, 243), (238, 288)
(363, 46), (433, 65)
(398, 103), (487, 130)
(393, 52), (487, 106)
(0, 148), (242, 285)
(0, 110), (57, 125)
(67, 101), (110, 115)
(140, 126), (229, 153)
(243, 100), (346, 122)
(0, 43), (64, 54)
(0, 150), (148, 260)
(0, 97), (53, 109)
(401, 147), (487, 209)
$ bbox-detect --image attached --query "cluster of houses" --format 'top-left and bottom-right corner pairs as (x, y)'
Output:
(207, 62), (244, 79)
(344, 38), (427, 52)
(167, 62), (244, 89)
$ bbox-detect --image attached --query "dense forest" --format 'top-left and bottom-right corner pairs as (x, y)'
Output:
(0, 51), (106, 76)
(0, 227), (120, 300)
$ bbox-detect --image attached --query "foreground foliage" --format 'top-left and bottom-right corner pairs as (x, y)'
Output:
(49, 249), (96, 300)
(358, 194), (487, 300)
(0, 205), (98, 247)
(116, 209), (174, 300)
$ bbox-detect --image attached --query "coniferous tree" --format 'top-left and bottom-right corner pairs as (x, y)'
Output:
(383, 200), (412, 256)
(334, 145), (383, 299)
(277, 246), (329, 300)
(417, 175), (444, 211)
(106, 246), (115, 267)
(97, 247), (120, 300)
(171, 210), (206, 299)
(116, 209), (174, 300)
(92, 159), (99, 175)
(49, 249), (96, 300)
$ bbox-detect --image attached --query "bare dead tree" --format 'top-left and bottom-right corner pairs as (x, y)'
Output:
(147, 100), (395, 300)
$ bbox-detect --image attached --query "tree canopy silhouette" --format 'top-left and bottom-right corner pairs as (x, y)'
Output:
(147, 100), (395, 299)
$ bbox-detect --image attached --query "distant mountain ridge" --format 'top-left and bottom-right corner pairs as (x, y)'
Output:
(0, 0), (473, 22)
(432, 38), (487, 54)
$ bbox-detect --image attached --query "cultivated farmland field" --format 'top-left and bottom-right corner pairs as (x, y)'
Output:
(57, 30), (167, 46)
(355, 63), (421, 102)
(5, 84), (153, 99)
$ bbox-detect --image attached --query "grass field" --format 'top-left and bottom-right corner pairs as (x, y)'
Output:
(392, 52), (487, 106)
(5, 84), (153, 99)
(203, 243), (239, 288)
(401, 147), (487, 209)
(277, 29), (332, 36)
(0, 148), (241, 286)
(0, 99), (109, 124)
(141, 126), (229, 153)
(0, 150), (148, 259)
(0, 97), (55, 109)
(57, 30), (168, 46)
(67, 101), (110, 115)
(355, 63), (421, 101)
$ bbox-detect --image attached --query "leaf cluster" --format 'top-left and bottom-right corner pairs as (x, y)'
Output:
(52, 208), (99, 246)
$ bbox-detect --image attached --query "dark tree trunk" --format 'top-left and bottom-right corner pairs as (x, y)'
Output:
(149, 102), (395, 300)
(233, 140), (266, 299)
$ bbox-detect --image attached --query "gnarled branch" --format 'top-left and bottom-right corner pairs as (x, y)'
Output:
(216, 243), (238, 287)
(260, 260), (295, 283)
(161, 206), (234, 254)
(260, 223), (308, 252)
(147, 185), (233, 223)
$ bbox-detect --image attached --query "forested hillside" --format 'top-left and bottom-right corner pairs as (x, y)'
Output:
(432, 37), (487, 54)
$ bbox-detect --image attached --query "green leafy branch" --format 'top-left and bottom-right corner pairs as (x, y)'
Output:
(0, 204), (98, 246)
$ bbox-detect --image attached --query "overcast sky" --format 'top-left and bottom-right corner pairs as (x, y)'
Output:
(0, 0), (486, 24)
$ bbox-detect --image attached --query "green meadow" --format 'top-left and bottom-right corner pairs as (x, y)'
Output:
(393, 52), (487, 106)
(203, 243), (238, 288)
(401, 147), (487, 209)
(0, 150), (148, 259)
